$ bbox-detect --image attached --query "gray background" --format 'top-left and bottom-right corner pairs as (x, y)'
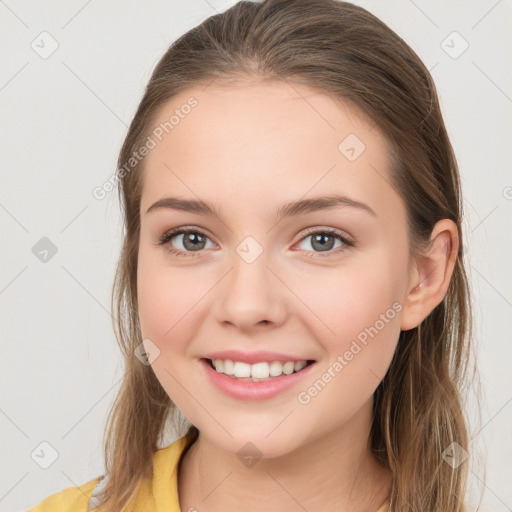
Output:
(1, 1), (511, 511)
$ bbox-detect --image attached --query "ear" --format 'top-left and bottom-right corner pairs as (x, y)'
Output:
(400, 219), (459, 331)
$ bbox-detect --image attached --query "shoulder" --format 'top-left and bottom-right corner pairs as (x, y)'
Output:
(26, 434), (194, 512)
(26, 475), (103, 512)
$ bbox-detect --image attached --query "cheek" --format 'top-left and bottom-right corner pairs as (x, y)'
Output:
(293, 268), (403, 426)
(136, 253), (215, 398)
(294, 255), (405, 368)
(137, 256), (203, 411)
(137, 252), (200, 341)
(137, 263), (171, 340)
(306, 262), (401, 316)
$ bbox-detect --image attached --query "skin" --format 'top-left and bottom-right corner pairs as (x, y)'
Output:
(137, 79), (459, 512)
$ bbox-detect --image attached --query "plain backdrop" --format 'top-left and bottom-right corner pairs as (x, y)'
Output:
(1, 1), (511, 511)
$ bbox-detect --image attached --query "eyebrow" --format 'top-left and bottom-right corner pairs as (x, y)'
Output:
(145, 194), (376, 219)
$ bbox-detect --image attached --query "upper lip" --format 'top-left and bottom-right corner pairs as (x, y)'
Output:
(200, 350), (314, 364)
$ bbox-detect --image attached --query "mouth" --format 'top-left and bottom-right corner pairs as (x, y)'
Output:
(201, 357), (316, 382)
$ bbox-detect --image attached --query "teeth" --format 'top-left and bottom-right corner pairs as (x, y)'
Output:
(251, 362), (269, 379)
(233, 361), (251, 378)
(294, 360), (308, 372)
(282, 361), (295, 375)
(211, 358), (310, 381)
(223, 359), (234, 375)
(269, 361), (283, 377)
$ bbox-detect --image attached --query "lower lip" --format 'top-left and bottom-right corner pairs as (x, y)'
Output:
(199, 358), (316, 401)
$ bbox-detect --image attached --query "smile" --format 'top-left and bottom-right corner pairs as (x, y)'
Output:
(207, 358), (315, 381)
(200, 358), (317, 401)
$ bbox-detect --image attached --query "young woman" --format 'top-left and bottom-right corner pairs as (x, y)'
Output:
(29, 0), (476, 510)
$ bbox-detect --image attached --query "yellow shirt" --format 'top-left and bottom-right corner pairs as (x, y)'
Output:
(27, 435), (390, 512)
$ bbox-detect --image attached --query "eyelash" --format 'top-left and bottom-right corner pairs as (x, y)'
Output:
(156, 227), (354, 259)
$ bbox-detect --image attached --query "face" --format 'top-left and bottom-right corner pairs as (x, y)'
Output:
(137, 80), (413, 458)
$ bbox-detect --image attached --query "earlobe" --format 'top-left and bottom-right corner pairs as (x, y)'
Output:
(400, 219), (459, 331)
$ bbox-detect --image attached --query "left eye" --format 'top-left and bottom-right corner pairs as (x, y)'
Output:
(297, 231), (348, 253)
(157, 228), (353, 257)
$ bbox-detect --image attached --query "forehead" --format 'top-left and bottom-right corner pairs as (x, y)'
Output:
(140, 80), (399, 222)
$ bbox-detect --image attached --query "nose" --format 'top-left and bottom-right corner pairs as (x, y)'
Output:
(213, 250), (288, 332)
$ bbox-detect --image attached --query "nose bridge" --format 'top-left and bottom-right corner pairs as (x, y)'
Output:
(215, 235), (287, 328)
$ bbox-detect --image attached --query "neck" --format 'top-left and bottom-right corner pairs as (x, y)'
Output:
(178, 398), (391, 512)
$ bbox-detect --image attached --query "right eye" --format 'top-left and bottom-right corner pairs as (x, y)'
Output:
(158, 228), (216, 257)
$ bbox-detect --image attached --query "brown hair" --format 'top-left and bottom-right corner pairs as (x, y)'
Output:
(95, 1), (479, 510)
